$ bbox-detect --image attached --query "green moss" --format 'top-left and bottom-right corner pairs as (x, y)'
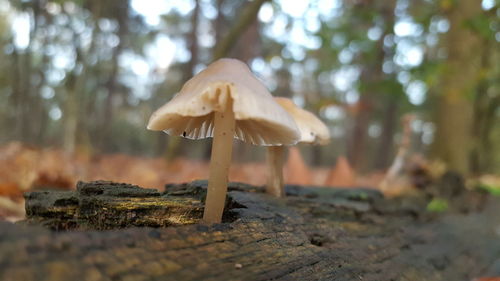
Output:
(478, 184), (500, 196)
(426, 198), (449, 212)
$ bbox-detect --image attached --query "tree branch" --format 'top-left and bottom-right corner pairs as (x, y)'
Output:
(212, 0), (270, 60)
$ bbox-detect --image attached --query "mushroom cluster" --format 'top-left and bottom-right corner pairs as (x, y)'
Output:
(148, 58), (301, 223)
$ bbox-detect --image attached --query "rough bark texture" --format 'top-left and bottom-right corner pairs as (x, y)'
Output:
(24, 181), (205, 230)
(0, 179), (499, 281)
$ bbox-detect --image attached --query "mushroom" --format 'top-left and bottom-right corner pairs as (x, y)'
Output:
(266, 97), (330, 197)
(147, 58), (300, 224)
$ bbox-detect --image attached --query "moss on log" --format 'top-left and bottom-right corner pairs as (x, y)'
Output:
(24, 181), (206, 230)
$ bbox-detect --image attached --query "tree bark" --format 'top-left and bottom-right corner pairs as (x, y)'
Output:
(374, 98), (399, 169)
(204, 0), (267, 160)
(471, 36), (500, 174)
(231, 18), (261, 161)
(185, 0), (200, 79)
(347, 0), (396, 172)
(63, 88), (78, 154)
(100, 4), (128, 150)
(432, 0), (482, 175)
(63, 18), (87, 154)
(347, 97), (372, 171)
(62, 35), (82, 154)
(4, 180), (498, 281)
(212, 0), (269, 60)
(13, 1), (42, 144)
(169, 0), (201, 160)
(10, 47), (24, 141)
(214, 0), (225, 44)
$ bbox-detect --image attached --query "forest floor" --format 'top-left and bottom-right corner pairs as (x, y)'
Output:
(0, 179), (499, 281)
(0, 142), (379, 220)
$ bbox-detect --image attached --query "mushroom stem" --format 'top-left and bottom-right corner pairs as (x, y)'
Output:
(203, 96), (235, 224)
(266, 146), (286, 197)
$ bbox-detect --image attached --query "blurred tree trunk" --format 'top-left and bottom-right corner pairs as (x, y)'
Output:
(347, 52), (385, 172)
(184, 0), (200, 79)
(77, 22), (101, 156)
(28, 3), (49, 145)
(21, 9), (35, 143)
(373, 1), (398, 171)
(63, 5), (102, 155)
(166, 0), (201, 161)
(63, 33), (85, 154)
(11, 48), (24, 141)
(374, 98), (399, 170)
(232, 19), (261, 162)
(204, 0), (267, 160)
(207, 0), (225, 160)
(471, 39), (500, 174)
(432, 0), (482, 175)
(34, 11), (53, 145)
(214, 0), (225, 44)
(347, 1), (396, 172)
(212, 0), (269, 60)
(347, 97), (372, 172)
(100, 4), (128, 150)
(275, 69), (292, 98)
(74, 3), (104, 156)
(13, 2), (41, 144)
(472, 91), (500, 174)
(63, 88), (78, 154)
(232, 20), (260, 62)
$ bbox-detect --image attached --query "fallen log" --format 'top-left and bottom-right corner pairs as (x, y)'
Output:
(0, 180), (498, 281)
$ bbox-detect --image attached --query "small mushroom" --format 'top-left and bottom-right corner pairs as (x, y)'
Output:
(266, 97), (330, 197)
(147, 58), (300, 223)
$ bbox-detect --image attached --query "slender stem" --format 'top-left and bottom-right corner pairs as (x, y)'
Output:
(266, 146), (286, 197)
(203, 96), (235, 224)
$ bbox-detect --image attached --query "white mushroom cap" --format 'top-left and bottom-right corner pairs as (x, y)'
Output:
(274, 97), (330, 145)
(147, 58), (300, 146)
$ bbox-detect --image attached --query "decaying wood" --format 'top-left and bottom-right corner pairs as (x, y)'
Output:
(0, 179), (499, 281)
(24, 181), (206, 230)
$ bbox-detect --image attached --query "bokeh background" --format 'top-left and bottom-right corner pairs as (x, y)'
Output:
(0, 0), (499, 218)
